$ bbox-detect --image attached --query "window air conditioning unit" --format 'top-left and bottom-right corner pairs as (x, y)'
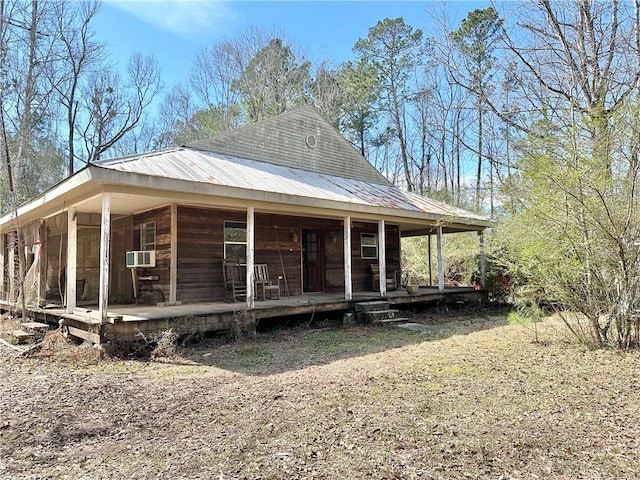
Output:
(126, 250), (156, 268)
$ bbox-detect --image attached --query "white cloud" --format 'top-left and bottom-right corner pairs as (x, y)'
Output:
(106, 0), (236, 39)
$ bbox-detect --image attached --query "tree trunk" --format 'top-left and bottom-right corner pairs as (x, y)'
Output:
(475, 103), (483, 209)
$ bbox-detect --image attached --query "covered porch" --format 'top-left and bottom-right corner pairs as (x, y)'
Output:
(1, 132), (490, 344)
(2, 178), (486, 312)
(24, 286), (482, 343)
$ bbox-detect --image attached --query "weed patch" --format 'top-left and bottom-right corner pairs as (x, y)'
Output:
(2, 313), (639, 479)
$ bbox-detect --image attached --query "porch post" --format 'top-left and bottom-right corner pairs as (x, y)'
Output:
(169, 203), (178, 304)
(479, 230), (486, 288)
(246, 206), (255, 310)
(66, 208), (77, 313)
(437, 226), (444, 293)
(7, 233), (15, 301)
(38, 220), (47, 305)
(0, 233), (5, 301)
(98, 192), (111, 324)
(378, 219), (386, 296)
(427, 234), (433, 286)
(344, 216), (352, 300)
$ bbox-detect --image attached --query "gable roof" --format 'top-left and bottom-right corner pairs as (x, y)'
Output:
(187, 106), (391, 185)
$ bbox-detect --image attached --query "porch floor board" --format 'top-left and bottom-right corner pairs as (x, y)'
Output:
(3, 287), (481, 343)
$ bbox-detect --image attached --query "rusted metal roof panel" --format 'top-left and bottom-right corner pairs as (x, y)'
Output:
(97, 147), (487, 224)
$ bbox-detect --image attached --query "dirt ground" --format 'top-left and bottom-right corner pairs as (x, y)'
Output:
(1, 308), (639, 480)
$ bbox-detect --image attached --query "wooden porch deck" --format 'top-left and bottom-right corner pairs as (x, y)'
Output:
(5, 287), (482, 343)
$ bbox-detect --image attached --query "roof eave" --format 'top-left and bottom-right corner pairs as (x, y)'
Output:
(88, 167), (490, 230)
(1, 166), (491, 233)
(0, 167), (95, 230)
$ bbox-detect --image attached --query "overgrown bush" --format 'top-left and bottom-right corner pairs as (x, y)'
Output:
(402, 232), (481, 287)
(231, 309), (256, 340)
(102, 326), (202, 359)
(478, 249), (517, 304)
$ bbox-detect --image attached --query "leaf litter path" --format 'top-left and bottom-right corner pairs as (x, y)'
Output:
(1, 312), (640, 479)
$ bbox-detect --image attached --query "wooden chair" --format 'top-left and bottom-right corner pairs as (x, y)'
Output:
(223, 258), (247, 302)
(254, 264), (280, 300)
(370, 264), (398, 291)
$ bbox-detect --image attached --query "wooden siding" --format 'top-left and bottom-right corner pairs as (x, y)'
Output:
(175, 207), (308, 303)
(1, 233), (8, 301)
(254, 214), (306, 298)
(110, 216), (134, 303)
(175, 206), (239, 303)
(351, 222), (401, 292)
(130, 205), (402, 305)
(188, 107), (390, 185)
(133, 207), (171, 303)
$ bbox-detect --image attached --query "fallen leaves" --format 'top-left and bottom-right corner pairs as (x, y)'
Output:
(1, 311), (640, 479)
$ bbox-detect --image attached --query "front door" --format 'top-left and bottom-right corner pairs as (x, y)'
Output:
(302, 230), (323, 292)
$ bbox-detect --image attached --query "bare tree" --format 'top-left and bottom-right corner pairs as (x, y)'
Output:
(189, 26), (276, 130)
(190, 40), (241, 130)
(311, 62), (343, 128)
(0, 0), (70, 207)
(156, 84), (198, 146)
(49, 0), (103, 175)
(79, 53), (163, 163)
(501, 0), (640, 348)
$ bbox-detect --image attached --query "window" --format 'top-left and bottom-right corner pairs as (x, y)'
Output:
(140, 222), (156, 251)
(224, 221), (247, 261)
(361, 232), (378, 259)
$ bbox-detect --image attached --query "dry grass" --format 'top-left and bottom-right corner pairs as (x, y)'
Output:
(1, 308), (639, 479)
(0, 314), (22, 338)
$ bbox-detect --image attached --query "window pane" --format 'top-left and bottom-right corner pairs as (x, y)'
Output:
(225, 243), (246, 262)
(141, 222), (156, 251)
(362, 235), (376, 246)
(361, 233), (378, 259)
(224, 222), (247, 242)
(362, 246), (378, 259)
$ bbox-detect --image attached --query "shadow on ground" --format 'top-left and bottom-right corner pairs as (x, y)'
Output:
(180, 304), (511, 376)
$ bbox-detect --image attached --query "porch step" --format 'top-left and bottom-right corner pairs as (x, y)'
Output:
(377, 317), (411, 324)
(371, 311), (411, 325)
(8, 322), (50, 345)
(21, 322), (50, 331)
(367, 309), (402, 323)
(354, 300), (403, 324)
(354, 300), (390, 313)
(11, 329), (34, 344)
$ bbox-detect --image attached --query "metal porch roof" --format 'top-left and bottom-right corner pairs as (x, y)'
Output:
(96, 147), (488, 227)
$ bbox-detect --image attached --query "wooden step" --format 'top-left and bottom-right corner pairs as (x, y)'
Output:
(376, 317), (411, 324)
(354, 300), (390, 312)
(367, 309), (403, 323)
(11, 329), (34, 344)
(21, 322), (49, 330)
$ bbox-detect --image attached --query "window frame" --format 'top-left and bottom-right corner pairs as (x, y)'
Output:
(140, 221), (156, 251)
(224, 220), (247, 262)
(360, 232), (378, 259)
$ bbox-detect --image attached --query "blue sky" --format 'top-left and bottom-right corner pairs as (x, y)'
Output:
(94, 1), (487, 101)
